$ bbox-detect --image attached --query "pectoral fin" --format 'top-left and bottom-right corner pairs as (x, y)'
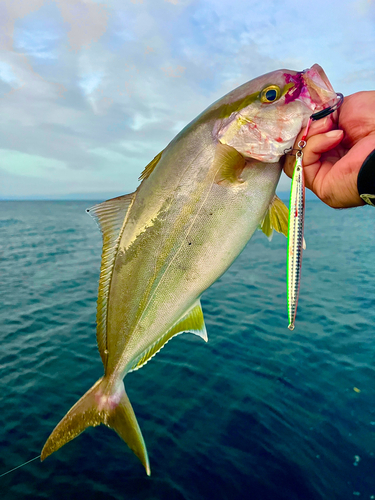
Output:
(259, 195), (289, 240)
(129, 299), (207, 372)
(214, 142), (246, 185)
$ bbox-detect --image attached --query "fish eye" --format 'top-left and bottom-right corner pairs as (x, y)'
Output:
(260, 85), (281, 103)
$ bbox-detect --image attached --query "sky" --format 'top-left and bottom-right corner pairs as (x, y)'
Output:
(0, 0), (374, 199)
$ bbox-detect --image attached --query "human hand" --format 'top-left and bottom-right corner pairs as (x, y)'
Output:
(283, 91), (375, 208)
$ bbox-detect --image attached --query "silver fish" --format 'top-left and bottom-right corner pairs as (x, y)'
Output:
(41, 64), (337, 474)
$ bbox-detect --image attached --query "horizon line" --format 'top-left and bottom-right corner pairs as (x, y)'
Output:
(0, 191), (321, 202)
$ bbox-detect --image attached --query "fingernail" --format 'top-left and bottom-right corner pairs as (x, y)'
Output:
(325, 130), (342, 138)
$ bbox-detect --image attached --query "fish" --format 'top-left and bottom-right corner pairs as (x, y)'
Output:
(41, 64), (337, 474)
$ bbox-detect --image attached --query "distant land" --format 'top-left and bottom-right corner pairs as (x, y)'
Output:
(0, 192), (125, 201)
(0, 191), (320, 202)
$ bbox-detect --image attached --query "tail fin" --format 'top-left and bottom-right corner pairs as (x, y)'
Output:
(41, 377), (150, 475)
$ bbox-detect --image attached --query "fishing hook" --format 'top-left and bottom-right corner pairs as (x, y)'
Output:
(310, 92), (344, 121)
(284, 93), (344, 156)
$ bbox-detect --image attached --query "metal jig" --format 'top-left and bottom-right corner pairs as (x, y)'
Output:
(286, 92), (344, 329)
(287, 140), (306, 331)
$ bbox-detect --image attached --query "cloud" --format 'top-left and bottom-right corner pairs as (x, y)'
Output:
(0, 60), (22, 88)
(0, 0), (374, 199)
(0, 0), (46, 50)
(55, 0), (109, 51)
(341, 68), (375, 87)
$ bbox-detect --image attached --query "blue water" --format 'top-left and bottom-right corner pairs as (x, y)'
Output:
(1, 200), (375, 500)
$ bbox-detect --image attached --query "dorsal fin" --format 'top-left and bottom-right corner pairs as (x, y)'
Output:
(214, 142), (246, 185)
(87, 193), (135, 364)
(259, 195), (289, 240)
(129, 299), (208, 372)
(138, 150), (164, 181)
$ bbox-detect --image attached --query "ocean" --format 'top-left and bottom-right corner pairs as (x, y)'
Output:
(1, 200), (375, 500)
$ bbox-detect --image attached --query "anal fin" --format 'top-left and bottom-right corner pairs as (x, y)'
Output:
(130, 299), (208, 372)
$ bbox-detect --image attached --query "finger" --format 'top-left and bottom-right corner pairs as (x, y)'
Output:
(302, 130), (344, 170)
(283, 126), (341, 179)
(313, 134), (375, 208)
(305, 115), (334, 139)
(283, 116), (335, 178)
(300, 130), (343, 199)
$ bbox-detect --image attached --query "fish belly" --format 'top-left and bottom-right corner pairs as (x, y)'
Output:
(105, 124), (282, 376)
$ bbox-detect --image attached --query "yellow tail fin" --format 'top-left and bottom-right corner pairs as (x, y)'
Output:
(41, 377), (150, 475)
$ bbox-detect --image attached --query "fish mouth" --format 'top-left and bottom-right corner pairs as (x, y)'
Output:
(309, 64), (334, 92)
(302, 64), (337, 111)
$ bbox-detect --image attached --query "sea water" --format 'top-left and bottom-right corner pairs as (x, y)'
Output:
(1, 200), (375, 500)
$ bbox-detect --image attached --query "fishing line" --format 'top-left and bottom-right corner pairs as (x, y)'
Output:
(0, 455), (41, 478)
(0, 91), (345, 477)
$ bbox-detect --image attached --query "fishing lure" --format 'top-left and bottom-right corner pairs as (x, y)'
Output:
(286, 92), (344, 330)
(287, 141), (306, 331)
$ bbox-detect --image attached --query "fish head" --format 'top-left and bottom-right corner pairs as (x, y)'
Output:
(214, 64), (337, 163)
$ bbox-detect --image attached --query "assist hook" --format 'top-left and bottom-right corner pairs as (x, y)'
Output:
(310, 92), (344, 121)
(284, 93), (344, 155)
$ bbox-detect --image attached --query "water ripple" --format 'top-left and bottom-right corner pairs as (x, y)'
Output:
(1, 201), (375, 499)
